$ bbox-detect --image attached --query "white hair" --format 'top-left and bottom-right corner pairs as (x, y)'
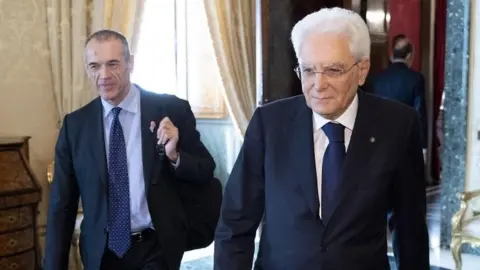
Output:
(291, 7), (371, 61)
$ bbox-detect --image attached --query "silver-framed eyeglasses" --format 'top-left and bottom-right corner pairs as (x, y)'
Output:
(294, 61), (359, 81)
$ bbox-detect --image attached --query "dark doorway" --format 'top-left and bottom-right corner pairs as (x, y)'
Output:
(257, 0), (345, 105)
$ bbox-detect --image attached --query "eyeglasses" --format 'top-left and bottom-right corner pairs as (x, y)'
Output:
(294, 61), (359, 81)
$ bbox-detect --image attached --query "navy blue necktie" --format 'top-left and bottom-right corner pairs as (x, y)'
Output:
(107, 107), (131, 257)
(322, 122), (346, 223)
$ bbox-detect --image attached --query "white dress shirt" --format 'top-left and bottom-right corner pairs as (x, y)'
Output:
(313, 94), (359, 218)
(102, 85), (153, 232)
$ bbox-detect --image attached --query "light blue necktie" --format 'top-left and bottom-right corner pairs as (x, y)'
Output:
(107, 107), (131, 257)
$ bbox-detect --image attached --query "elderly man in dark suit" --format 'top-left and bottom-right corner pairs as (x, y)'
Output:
(214, 7), (429, 270)
(44, 30), (218, 270)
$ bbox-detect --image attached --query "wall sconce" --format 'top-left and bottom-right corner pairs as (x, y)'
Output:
(365, 0), (389, 34)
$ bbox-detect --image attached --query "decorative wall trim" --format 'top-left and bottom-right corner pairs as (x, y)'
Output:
(37, 224), (46, 237)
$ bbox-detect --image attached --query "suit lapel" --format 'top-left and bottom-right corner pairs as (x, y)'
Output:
(92, 88), (165, 193)
(286, 101), (320, 219)
(139, 90), (165, 190)
(325, 91), (377, 228)
(90, 98), (108, 189)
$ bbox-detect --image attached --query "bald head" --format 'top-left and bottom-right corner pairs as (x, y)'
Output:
(391, 34), (413, 66)
(85, 29), (131, 61)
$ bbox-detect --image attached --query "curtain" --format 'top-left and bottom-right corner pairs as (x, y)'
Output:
(90, 0), (144, 54)
(203, 0), (256, 138)
(431, 0), (446, 182)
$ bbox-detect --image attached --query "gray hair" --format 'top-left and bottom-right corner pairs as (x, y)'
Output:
(291, 7), (371, 61)
(85, 29), (131, 61)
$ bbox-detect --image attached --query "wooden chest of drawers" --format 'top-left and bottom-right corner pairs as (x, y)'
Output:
(0, 137), (41, 270)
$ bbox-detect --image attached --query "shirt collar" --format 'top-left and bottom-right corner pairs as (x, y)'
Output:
(101, 84), (139, 118)
(313, 93), (358, 132)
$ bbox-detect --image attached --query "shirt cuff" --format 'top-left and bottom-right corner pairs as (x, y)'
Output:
(170, 153), (180, 169)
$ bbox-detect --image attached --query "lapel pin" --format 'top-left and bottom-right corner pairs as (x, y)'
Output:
(370, 137), (376, 143)
(150, 121), (156, 133)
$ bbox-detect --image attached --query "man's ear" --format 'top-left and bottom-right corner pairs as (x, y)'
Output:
(406, 52), (413, 61)
(357, 59), (370, 86)
(128, 54), (135, 73)
(405, 53), (413, 67)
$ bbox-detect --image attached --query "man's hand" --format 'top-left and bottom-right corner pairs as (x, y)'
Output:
(155, 117), (179, 162)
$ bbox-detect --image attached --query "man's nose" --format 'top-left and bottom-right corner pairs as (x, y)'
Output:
(99, 65), (110, 79)
(313, 72), (328, 90)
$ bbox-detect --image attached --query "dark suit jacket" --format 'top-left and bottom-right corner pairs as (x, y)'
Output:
(369, 62), (428, 148)
(214, 91), (429, 270)
(44, 87), (216, 270)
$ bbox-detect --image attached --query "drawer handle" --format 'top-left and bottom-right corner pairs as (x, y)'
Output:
(8, 239), (17, 246)
(9, 262), (18, 269)
(8, 216), (17, 223)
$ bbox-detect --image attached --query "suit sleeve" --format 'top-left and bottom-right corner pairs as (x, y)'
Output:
(173, 100), (216, 181)
(413, 75), (428, 148)
(214, 108), (265, 270)
(393, 112), (430, 270)
(43, 114), (80, 270)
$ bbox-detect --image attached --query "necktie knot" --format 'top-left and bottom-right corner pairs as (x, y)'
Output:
(322, 122), (345, 143)
(111, 107), (122, 118)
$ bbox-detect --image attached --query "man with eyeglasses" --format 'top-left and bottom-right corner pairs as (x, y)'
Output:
(214, 7), (429, 270)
